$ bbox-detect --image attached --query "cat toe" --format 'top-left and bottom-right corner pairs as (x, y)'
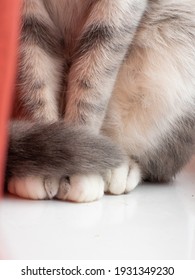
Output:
(106, 161), (141, 195)
(105, 164), (129, 195)
(65, 174), (104, 203)
(8, 176), (48, 199)
(125, 164), (141, 193)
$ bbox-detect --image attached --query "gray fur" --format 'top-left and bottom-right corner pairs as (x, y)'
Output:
(6, 121), (125, 180)
(74, 24), (115, 57)
(138, 113), (195, 182)
(135, 1), (195, 182)
(101, 0), (195, 185)
(6, 0), (195, 200)
(21, 16), (64, 57)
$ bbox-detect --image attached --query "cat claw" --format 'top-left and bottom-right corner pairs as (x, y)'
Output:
(55, 177), (71, 200)
(44, 177), (59, 199)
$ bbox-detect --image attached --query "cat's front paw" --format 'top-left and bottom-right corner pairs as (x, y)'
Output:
(105, 161), (141, 195)
(56, 174), (104, 203)
(7, 176), (62, 200)
(7, 174), (104, 202)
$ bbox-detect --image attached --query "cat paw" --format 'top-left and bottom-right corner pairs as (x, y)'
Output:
(7, 176), (61, 200)
(7, 174), (104, 202)
(105, 161), (141, 195)
(56, 174), (104, 203)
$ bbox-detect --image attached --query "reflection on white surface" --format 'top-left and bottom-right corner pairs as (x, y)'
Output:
(0, 158), (194, 260)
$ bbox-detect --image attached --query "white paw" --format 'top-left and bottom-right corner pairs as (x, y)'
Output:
(105, 162), (141, 195)
(7, 176), (59, 200)
(62, 174), (104, 203)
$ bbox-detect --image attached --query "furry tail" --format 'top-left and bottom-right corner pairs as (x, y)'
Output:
(6, 121), (124, 180)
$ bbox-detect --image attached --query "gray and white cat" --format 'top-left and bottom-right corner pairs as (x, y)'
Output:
(6, 0), (195, 202)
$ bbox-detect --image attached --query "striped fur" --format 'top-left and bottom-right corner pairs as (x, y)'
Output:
(7, 0), (195, 201)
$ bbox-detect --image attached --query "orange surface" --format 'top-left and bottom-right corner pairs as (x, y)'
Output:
(0, 0), (21, 197)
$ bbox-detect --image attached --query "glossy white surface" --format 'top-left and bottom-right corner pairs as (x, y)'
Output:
(0, 157), (195, 260)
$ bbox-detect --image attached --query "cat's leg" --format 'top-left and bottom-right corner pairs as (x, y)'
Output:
(64, 0), (147, 132)
(14, 0), (64, 122)
(7, 121), (124, 201)
(102, 0), (195, 191)
(134, 2), (195, 182)
(61, 0), (147, 201)
(8, 0), (65, 199)
(137, 114), (195, 183)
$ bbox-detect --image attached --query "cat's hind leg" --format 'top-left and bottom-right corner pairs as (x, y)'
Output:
(102, 0), (195, 185)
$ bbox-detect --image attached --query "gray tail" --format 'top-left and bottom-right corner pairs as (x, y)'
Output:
(6, 121), (124, 180)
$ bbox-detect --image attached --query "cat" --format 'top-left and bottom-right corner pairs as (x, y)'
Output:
(6, 0), (195, 202)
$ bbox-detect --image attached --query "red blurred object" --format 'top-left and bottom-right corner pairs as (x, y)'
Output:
(0, 0), (21, 197)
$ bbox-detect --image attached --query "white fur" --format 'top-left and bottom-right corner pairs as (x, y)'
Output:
(8, 174), (105, 202)
(8, 177), (48, 200)
(125, 164), (141, 193)
(105, 162), (141, 195)
(65, 174), (104, 203)
(8, 0), (195, 202)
